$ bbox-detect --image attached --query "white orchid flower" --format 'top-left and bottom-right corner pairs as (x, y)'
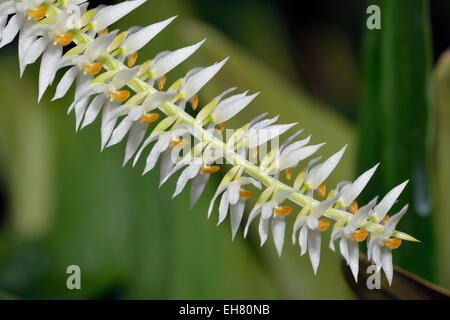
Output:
(371, 180), (409, 223)
(208, 175), (261, 240)
(89, 0), (146, 33)
(210, 90), (260, 124)
(244, 189), (294, 256)
(291, 196), (337, 274)
(329, 197), (378, 281)
(367, 204), (409, 285)
(336, 163), (379, 209)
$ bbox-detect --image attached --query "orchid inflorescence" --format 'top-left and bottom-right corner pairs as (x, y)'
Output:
(0, 0), (419, 285)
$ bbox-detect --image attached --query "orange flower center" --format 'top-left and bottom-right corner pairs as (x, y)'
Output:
(274, 206), (292, 216)
(110, 90), (131, 102)
(83, 62), (102, 76)
(140, 113), (159, 124)
(127, 52), (138, 67)
(98, 28), (109, 35)
(384, 238), (402, 249)
(28, 6), (47, 21)
(218, 122), (226, 133)
(170, 139), (189, 149)
(239, 189), (253, 199)
(190, 95), (199, 111)
(201, 165), (220, 174)
(351, 229), (369, 242)
(284, 168), (292, 180)
(317, 219), (330, 232)
(157, 75), (166, 91)
(381, 215), (390, 225)
(317, 183), (326, 199)
(349, 201), (358, 214)
(54, 32), (74, 46)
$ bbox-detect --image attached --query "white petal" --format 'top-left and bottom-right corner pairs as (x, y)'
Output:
(189, 172), (210, 210)
(143, 133), (171, 174)
(311, 195), (337, 219)
(247, 123), (298, 149)
(159, 148), (175, 184)
(107, 118), (133, 148)
(0, 13), (24, 48)
(207, 183), (229, 219)
(74, 97), (89, 131)
(142, 91), (177, 111)
(23, 37), (50, 69)
(306, 145), (347, 189)
(110, 66), (139, 90)
(173, 162), (201, 198)
(122, 16), (176, 55)
(243, 204), (262, 238)
(280, 129), (304, 152)
(84, 31), (118, 61)
(258, 216), (269, 246)
(212, 92), (259, 123)
(281, 135), (311, 156)
(230, 199), (246, 241)
(348, 197), (378, 230)
(181, 58), (229, 100)
(217, 190), (230, 226)
(227, 181), (240, 206)
(271, 216), (286, 257)
(251, 115), (279, 129)
(53, 67), (79, 100)
(348, 240), (360, 282)
(329, 227), (344, 251)
(261, 202), (273, 220)
(123, 122), (147, 166)
(39, 44), (62, 102)
(133, 132), (162, 167)
(340, 163), (379, 207)
(382, 204), (408, 237)
(299, 225), (308, 256)
(373, 180), (408, 221)
(92, 0), (147, 32)
(381, 247), (393, 286)
(308, 230), (322, 275)
(279, 143), (325, 171)
(101, 103), (118, 150)
(81, 94), (106, 129)
(151, 39), (205, 79)
(340, 237), (349, 263)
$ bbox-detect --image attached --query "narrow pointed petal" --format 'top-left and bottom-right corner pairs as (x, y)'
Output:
(373, 180), (408, 221)
(39, 45), (62, 102)
(143, 133), (171, 174)
(230, 199), (246, 241)
(281, 135), (311, 156)
(306, 145), (347, 189)
(280, 129), (304, 151)
(159, 148), (175, 184)
(258, 216), (269, 246)
(82, 94), (106, 129)
(181, 58), (229, 100)
(348, 240), (360, 282)
(0, 14), (24, 48)
(101, 103), (118, 150)
(111, 66), (139, 89)
(340, 237), (349, 263)
(207, 183), (229, 218)
(280, 143), (325, 171)
(217, 190), (230, 226)
(122, 16), (176, 56)
(189, 173), (210, 210)
(308, 230), (322, 275)
(248, 123), (298, 149)
(85, 31), (118, 61)
(340, 163), (379, 207)
(381, 247), (393, 286)
(212, 92), (259, 123)
(143, 91), (177, 111)
(151, 40), (205, 79)
(299, 225), (308, 256)
(53, 67), (78, 100)
(74, 97), (89, 131)
(383, 204), (408, 237)
(173, 162), (201, 198)
(107, 118), (133, 148)
(243, 204), (262, 238)
(272, 216), (286, 257)
(123, 122), (147, 166)
(92, 0), (147, 32)
(227, 181), (240, 206)
(23, 37), (50, 68)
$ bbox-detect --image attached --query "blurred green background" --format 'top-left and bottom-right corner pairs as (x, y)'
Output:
(0, 0), (449, 299)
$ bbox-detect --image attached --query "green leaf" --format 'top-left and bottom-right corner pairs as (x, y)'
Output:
(359, 0), (435, 281)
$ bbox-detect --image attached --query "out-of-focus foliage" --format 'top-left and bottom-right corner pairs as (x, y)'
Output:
(0, 0), (357, 299)
(432, 51), (450, 290)
(358, 0), (436, 281)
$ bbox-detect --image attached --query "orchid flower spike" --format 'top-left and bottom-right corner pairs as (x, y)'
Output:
(0, 0), (419, 285)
